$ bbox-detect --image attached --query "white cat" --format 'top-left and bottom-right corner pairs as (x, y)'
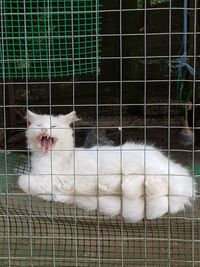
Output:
(18, 110), (195, 222)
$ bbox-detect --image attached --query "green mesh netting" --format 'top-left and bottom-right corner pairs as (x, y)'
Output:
(0, 0), (101, 79)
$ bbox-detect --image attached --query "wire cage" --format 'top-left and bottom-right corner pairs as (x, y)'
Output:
(0, 0), (200, 266)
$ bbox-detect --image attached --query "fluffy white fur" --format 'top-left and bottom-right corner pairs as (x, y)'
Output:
(18, 110), (195, 222)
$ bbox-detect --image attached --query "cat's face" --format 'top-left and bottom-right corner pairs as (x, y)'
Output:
(26, 110), (79, 153)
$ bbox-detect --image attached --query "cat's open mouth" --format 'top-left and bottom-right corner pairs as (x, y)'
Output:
(38, 134), (57, 153)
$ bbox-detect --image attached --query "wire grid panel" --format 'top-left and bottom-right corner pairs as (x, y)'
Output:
(0, 0), (200, 267)
(0, 0), (101, 78)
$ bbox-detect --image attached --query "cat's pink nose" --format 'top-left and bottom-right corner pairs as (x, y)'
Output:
(41, 128), (47, 133)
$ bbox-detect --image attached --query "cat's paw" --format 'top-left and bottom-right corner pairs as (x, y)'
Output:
(98, 183), (110, 193)
(169, 196), (191, 214)
(146, 196), (168, 219)
(122, 175), (144, 198)
(98, 175), (121, 194)
(55, 176), (74, 194)
(53, 192), (74, 203)
(75, 177), (97, 195)
(145, 176), (168, 197)
(122, 197), (144, 222)
(61, 182), (74, 193)
(99, 196), (121, 216)
(98, 181), (117, 194)
(76, 196), (97, 210)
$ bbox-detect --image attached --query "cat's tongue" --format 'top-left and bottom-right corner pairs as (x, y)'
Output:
(41, 137), (53, 153)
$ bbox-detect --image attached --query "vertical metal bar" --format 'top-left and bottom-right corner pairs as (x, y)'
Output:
(95, 0), (100, 266)
(144, 1), (147, 266)
(167, 1), (172, 266)
(5, 80), (16, 139)
(70, 1), (78, 266)
(47, 0), (56, 266)
(23, 0), (33, 265)
(0, 0), (11, 266)
(119, 0), (123, 266)
(192, 1), (197, 266)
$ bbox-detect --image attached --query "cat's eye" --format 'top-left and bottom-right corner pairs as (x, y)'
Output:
(36, 124), (41, 127)
(51, 125), (56, 128)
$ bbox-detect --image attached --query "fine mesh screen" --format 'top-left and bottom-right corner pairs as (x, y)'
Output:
(0, 0), (100, 78)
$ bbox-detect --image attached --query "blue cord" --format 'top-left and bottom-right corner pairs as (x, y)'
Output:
(171, 0), (194, 76)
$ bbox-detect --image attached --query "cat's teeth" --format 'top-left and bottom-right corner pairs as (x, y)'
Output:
(47, 136), (49, 140)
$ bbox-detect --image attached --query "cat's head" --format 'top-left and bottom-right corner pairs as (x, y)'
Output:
(26, 110), (79, 153)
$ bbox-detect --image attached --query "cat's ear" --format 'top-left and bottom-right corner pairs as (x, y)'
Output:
(26, 110), (39, 125)
(62, 111), (80, 125)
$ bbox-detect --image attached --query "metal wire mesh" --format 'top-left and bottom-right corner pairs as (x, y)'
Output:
(0, 0), (200, 266)
(0, 0), (101, 78)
